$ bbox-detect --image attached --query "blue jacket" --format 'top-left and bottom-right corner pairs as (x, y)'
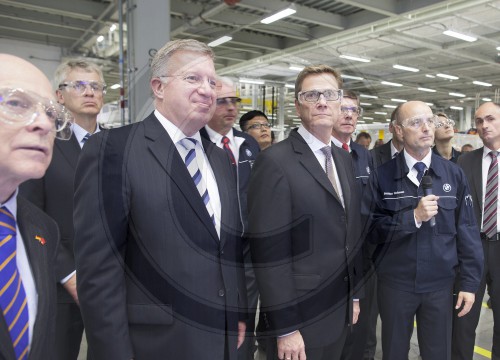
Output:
(362, 151), (483, 293)
(349, 141), (374, 195)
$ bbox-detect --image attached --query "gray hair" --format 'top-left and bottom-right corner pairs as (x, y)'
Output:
(53, 59), (105, 89)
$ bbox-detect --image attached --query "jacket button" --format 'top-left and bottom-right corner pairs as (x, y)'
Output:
(343, 276), (349, 282)
(218, 289), (225, 297)
(345, 246), (349, 252)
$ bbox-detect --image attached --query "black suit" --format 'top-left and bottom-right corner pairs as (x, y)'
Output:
(247, 129), (363, 358)
(74, 113), (246, 359)
(0, 196), (58, 360)
(370, 139), (393, 169)
(20, 135), (85, 359)
(453, 148), (500, 360)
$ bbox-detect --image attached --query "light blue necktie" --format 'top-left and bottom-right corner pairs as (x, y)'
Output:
(0, 207), (29, 359)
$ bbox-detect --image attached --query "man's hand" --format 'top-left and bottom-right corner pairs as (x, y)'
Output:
(62, 273), (79, 305)
(414, 195), (439, 223)
(352, 300), (360, 325)
(237, 321), (246, 349)
(277, 331), (306, 360)
(456, 291), (475, 317)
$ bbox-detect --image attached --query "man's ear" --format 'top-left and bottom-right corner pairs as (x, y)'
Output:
(151, 78), (164, 99)
(55, 89), (65, 105)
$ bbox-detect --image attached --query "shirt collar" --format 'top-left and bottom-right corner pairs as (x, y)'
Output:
(154, 109), (203, 145)
(1, 189), (18, 220)
(72, 122), (100, 143)
(205, 125), (234, 145)
(331, 136), (351, 151)
(390, 141), (400, 158)
(482, 145), (500, 159)
(298, 125), (331, 152)
(404, 149), (432, 172)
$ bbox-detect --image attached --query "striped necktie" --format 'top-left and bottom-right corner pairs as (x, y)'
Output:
(82, 133), (91, 144)
(221, 136), (236, 165)
(179, 138), (216, 227)
(483, 151), (498, 238)
(0, 207), (29, 359)
(320, 146), (344, 207)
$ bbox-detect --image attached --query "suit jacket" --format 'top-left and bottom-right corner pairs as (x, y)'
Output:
(20, 135), (81, 303)
(349, 140), (373, 194)
(0, 197), (58, 360)
(457, 148), (484, 227)
(370, 139), (393, 169)
(73, 112), (246, 360)
(247, 129), (363, 348)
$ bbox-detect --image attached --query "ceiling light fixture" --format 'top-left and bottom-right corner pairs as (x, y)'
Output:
(110, 24), (117, 32)
(375, 111), (387, 115)
(425, 74), (436, 78)
(110, 83), (120, 90)
(437, 73), (459, 80)
(443, 29), (477, 42)
(363, 117), (373, 120)
(381, 81), (403, 87)
(360, 94), (378, 99)
(393, 64), (419, 72)
(339, 54), (371, 63)
(483, 97), (492, 102)
(449, 92), (466, 97)
(450, 106), (463, 110)
(473, 80), (492, 87)
(360, 102), (371, 106)
(383, 104), (397, 108)
(285, 83), (295, 88)
(391, 98), (407, 103)
(418, 87), (437, 93)
(208, 35), (232, 47)
(240, 78), (265, 85)
(426, 103), (434, 107)
(96, 35), (105, 43)
(289, 65), (304, 71)
(341, 74), (364, 80)
(261, 5), (296, 24)
(497, 46), (500, 51)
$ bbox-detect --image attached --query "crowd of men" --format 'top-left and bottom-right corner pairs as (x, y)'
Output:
(0, 38), (499, 360)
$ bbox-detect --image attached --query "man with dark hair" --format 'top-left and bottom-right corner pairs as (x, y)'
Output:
(355, 132), (372, 149)
(433, 112), (461, 163)
(240, 110), (273, 150)
(371, 106), (404, 168)
(248, 65), (363, 360)
(20, 58), (106, 359)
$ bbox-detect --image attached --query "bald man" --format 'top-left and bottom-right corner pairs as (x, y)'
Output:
(0, 54), (72, 359)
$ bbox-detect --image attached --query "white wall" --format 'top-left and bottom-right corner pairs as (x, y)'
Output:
(0, 38), (62, 81)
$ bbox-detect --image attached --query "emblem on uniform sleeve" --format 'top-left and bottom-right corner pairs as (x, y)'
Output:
(366, 166), (371, 175)
(246, 149), (252, 157)
(443, 183), (452, 192)
(465, 194), (473, 207)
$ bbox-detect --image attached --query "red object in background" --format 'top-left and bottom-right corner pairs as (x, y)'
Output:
(224, 0), (240, 5)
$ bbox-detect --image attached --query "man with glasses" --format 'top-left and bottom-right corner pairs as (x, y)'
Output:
(432, 112), (461, 163)
(240, 110), (273, 150)
(0, 53), (73, 359)
(362, 101), (483, 360)
(201, 76), (259, 360)
(72, 39), (246, 360)
(248, 65), (363, 360)
(453, 102), (500, 360)
(20, 59), (105, 360)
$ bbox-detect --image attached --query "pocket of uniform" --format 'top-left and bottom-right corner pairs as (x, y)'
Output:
(435, 197), (457, 235)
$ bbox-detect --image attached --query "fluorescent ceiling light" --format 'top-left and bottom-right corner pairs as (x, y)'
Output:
(443, 29), (477, 42)
(357, 120), (366, 123)
(381, 81), (403, 87)
(110, 83), (120, 90)
(425, 74), (436, 78)
(208, 35), (232, 47)
(497, 46), (500, 51)
(473, 80), (492, 87)
(375, 111), (387, 115)
(360, 94), (378, 99)
(289, 65), (304, 71)
(437, 73), (459, 80)
(240, 78), (265, 85)
(110, 24), (117, 32)
(449, 92), (466, 97)
(341, 74), (364, 81)
(418, 87), (436, 93)
(483, 97), (492, 102)
(450, 106), (463, 110)
(393, 64), (419, 72)
(285, 84), (295, 88)
(386, 119), (392, 122)
(363, 117), (373, 120)
(383, 104), (397, 108)
(360, 102), (371, 106)
(426, 103), (434, 107)
(391, 98), (407, 103)
(96, 35), (104, 43)
(261, 5), (296, 24)
(339, 54), (371, 63)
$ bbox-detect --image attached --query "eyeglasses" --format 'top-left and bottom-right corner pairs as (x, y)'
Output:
(59, 80), (107, 95)
(298, 89), (343, 103)
(400, 114), (438, 129)
(246, 123), (272, 130)
(216, 97), (241, 106)
(435, 118), (456, 128)
(0, 88), (73, 140)
(341, 106), (363, 116)
(159, 74), (220, 90)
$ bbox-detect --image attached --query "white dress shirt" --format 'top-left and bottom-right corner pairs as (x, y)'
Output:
(2, 190), (37, 350)
(154, 110), (222, 238)
(204, 125), (243, 164)
(72, 123), (101, 149)
(481, 146), (500, 232)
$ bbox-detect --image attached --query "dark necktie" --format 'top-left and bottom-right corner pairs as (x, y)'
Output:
(414, 162), (426, 183)
(221, 136), (236, 166)
(0, 207), (29, 359)
(82, 133), (91, 144)
(342, 143), (349, 152)
(483, 151), (498, 238)
(178, 138), (216, 228)
(393, 151), (399, 159)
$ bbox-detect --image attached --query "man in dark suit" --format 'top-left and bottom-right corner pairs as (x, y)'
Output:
(0, 54), (72, 359)
(363, 101), (483, 360)
(201, 76), (260, 360)
(371, 108), (404, 169)
(248, 65), (363, 360)
(20, 59), (105, 360)
(73, 39), (246, 360)
(453, 102), (500, 360)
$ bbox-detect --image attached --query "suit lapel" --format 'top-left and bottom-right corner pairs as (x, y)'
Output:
(144, 115), (220, 244)
(469, 148), (484, 214)
(332, 145), (351, 211)
(54, 136), (80, 170)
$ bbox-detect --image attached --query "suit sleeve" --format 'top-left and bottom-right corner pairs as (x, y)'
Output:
(73, 131), (134, 359)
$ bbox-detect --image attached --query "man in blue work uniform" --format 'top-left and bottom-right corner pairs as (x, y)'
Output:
(362, 101), (483, 360)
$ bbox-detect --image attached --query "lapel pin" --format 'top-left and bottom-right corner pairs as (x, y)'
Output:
(35, 235), (46, 245)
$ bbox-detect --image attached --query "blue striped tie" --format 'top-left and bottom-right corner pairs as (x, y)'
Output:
(0, 207), (29, 359)
(179, 138), (216, 227)
(82, 133), (91, 144)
